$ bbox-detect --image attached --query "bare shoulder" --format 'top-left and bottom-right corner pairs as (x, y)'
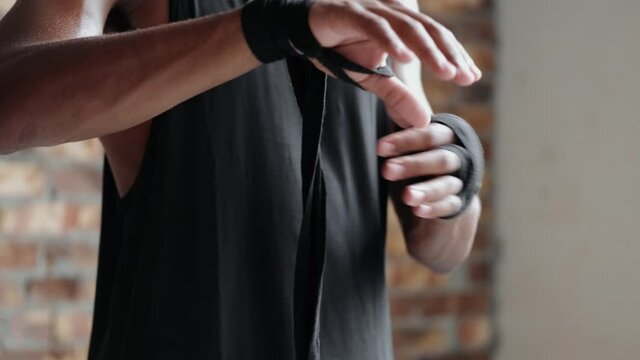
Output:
(0, 0), (119, 53)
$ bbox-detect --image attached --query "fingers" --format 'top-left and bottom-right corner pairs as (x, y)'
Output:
(455, 41), (482, 81)
(367, 6), (456, 80)
(341, 3), (416, 63)
(432, 28), (476, 86)
(413, 195), (462, 219)
(428, 23), (482, 85)
(404, 176), (464, 218)
(403, 175), (463, 206)
(377, 123), (455, 157)
(384, 105), (413, 129)
(387, 6), (482, 85)
(310, 0), (482, 102)
(381, 148), (460, 181)
(357, 74), (431, 128)
(401, 176), (464, 219)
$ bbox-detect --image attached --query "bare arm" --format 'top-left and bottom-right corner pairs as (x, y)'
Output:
(0, 0), (257, 154)
(384, 0), (482, 273)
(0, 0), (483, 157)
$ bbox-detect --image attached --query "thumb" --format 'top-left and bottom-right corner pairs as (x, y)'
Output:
(357, 74), (431, 129)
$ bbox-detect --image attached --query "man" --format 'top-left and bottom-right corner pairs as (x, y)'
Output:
(0, 0), (482, 358)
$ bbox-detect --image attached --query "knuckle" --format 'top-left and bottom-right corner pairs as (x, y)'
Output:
(386, 0), (407, 8)
(364, 14), (393, 38)
(377, 17), (394, 34)
(438, 150), (460, 172)
(418, 128), (434, 147)
(343, 1), (363, 12)
(401, 156), (416, 169)
(400, 18), (423, 34)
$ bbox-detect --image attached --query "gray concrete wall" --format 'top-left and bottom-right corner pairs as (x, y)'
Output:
(496, 0), (640, 359)
(0, 0), (14, 17)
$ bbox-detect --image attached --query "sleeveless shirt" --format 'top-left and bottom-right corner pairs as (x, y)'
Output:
(89, 1), (394, 359)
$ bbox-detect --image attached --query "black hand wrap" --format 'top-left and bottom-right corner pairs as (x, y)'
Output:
(241, 0), (395, 87)
(430, 113), (484, 219)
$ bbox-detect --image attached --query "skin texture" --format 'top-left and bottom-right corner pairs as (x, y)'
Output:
(377, 0), (482, 273)
(0, 0), (481, 272)
(380, 125), (482, 273)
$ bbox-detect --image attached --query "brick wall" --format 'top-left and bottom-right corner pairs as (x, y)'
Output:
(387, 1), (495, 359)
(0, 0), (495, 359)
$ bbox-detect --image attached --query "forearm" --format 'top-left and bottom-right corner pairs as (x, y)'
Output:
(389, 61), (482, 271)
(389, 1), (481, 271)
(0, 9), (257, 153)
(392, 185), (481, 272)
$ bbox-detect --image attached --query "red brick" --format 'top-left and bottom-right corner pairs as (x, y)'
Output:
(468, 259), (492, 284)
(477, 196), (492, 229)
(458, 291), (491, 314)
(471, 226), (491, 252)
(0, 350), (88, 360)
(466, 44), (495, 73)
(457, 315), (492, 350)
(392, 291), (490, 319)
(52, 168), (102, 197)
(422, 76), (459, 110)
(459, 81), (493, 104)
(387, 258), (451, 290)
(387, 206), (407, 258)
(457, 105), (493, 137)
(11, 309), (52, 344)
(46, 242), (98, 270)
(52, 349), (89, 360)
(436, 352), (492, 360)
(0, 203), (66, 236)
(26, 278), (80, 302)
(479, 140), (492, 166)
(0, 162), (46, 198)
(68, 205), (101, 232)
(0, 352), (50, 360)
(0, 242), (38, 270)
(52, 310), (93, 346)
(0, 280), (22, 307)
(444, 18), (496, 43)
(478, 169), (491, 204)
(420, 0), (490, 13)
(76, 280), (96, 302)
(422, 295), (459, 316)
(393, 325), (451, 356)
(390, 296), (424, 318)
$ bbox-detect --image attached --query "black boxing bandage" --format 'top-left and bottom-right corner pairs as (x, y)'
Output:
(430, 113), (484, 219)
(241, 0), (395, 87)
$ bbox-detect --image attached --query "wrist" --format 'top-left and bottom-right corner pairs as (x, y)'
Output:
(241, 0), (318, 63)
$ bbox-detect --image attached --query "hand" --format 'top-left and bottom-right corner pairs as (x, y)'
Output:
(308, 0), (482, 128)
(378, 123), (464, 219)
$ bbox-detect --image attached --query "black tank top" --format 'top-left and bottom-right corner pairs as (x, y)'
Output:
(89, 1), (393, 359)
